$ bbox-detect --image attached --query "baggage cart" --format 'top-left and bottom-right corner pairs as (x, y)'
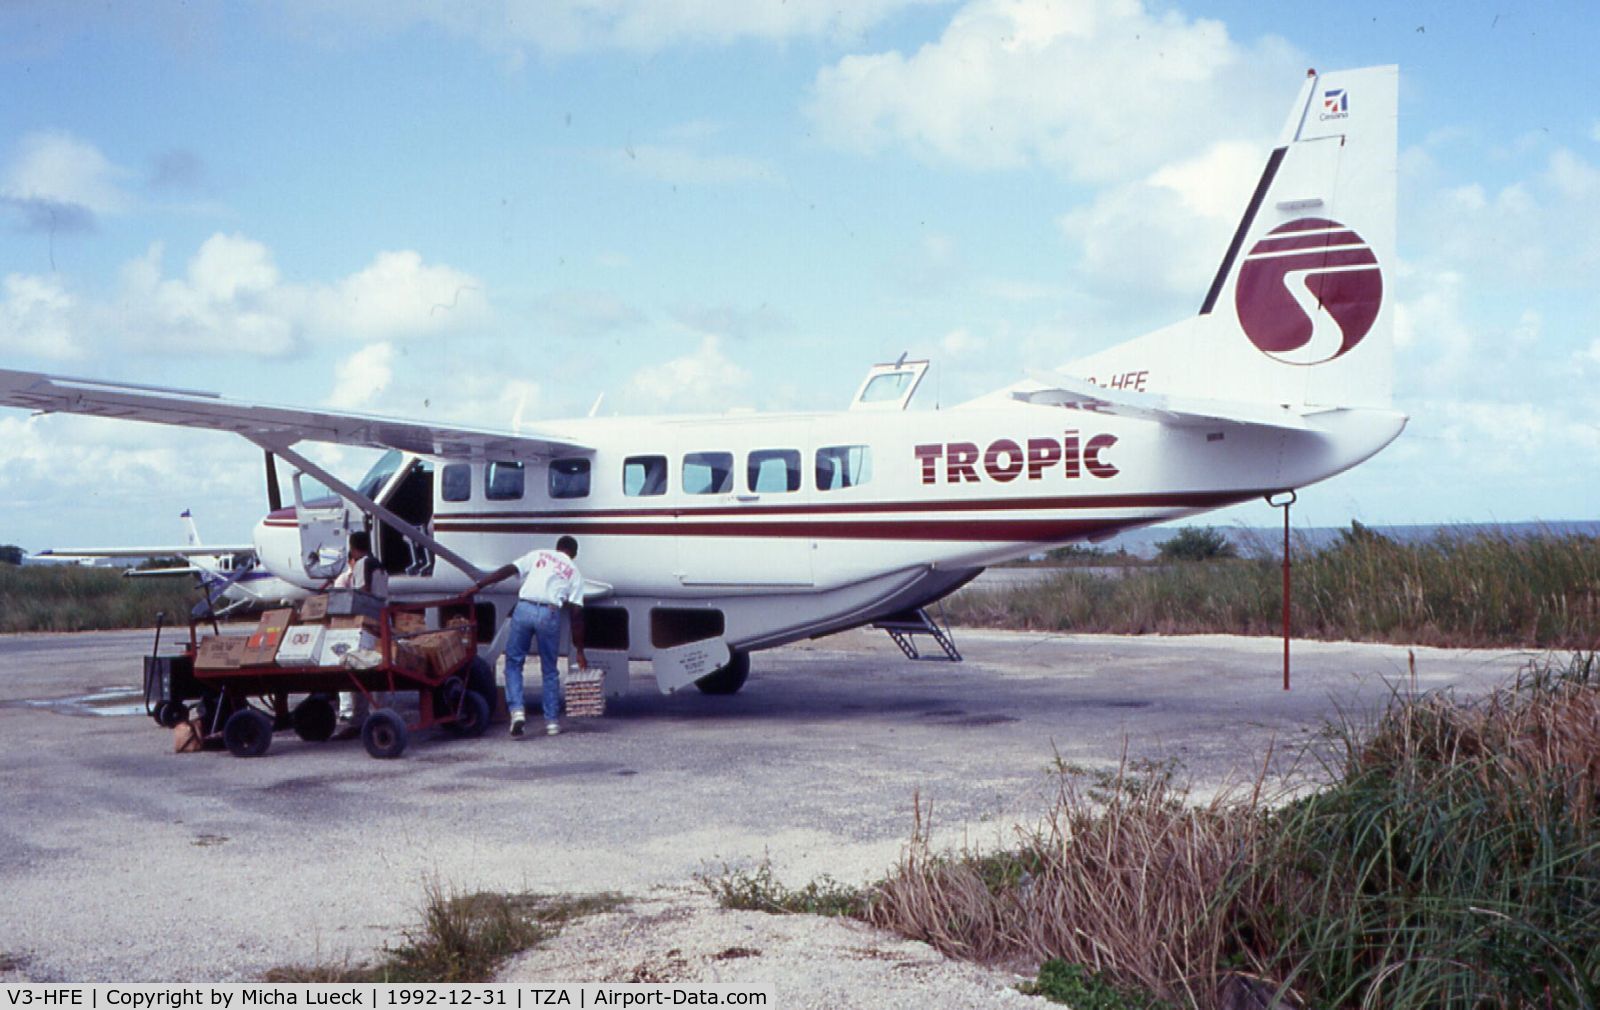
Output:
(145, 593), (494, 760)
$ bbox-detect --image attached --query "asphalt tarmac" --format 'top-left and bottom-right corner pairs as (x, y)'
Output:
(0, 626), (1531, 982)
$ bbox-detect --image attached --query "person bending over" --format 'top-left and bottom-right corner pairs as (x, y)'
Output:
(475, 535), (588, 737)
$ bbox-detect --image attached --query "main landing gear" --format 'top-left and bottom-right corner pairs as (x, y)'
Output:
(694, 651), (749, 695)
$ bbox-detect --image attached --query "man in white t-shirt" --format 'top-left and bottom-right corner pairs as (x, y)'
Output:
(475, 535), (588, 737)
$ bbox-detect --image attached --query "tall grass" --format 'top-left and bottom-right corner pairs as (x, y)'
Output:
(0, 566), (196, 633)
(949, 531), (1600, 648)
(862, 653), (1600, 1009)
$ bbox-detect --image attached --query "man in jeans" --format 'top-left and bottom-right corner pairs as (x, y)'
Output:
(475, 535), (588, 736)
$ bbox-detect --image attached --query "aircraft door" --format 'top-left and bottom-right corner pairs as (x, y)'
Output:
(375, 459), (435, 576)
(290, 471), (352, 580)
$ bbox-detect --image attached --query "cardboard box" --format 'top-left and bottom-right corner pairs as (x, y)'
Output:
(391, 639), (428, 675)
(411, 629), (472, 677)
(241, 608), (294, 666)
(298, 594), (330, 622)
(330, 614), (382, 634)
(327, 588), (384, 620)
(194, 635), (248, 671)
(322, 628), (378, 665)
(392, 610), (427, 635)
(173, 719), (205, 754)
(276, 624), (326, 667)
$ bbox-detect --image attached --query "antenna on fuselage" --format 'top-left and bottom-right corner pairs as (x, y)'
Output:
(587, 393), (605, 417)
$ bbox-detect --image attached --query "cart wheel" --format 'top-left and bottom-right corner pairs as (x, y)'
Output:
(156, 700), (190, 728)
(448, 689), (491, 739)
(362, 708), (408, 759)
(223, 709), (274, 758)
(291, 695), (338, 742)
(437, 676), (465, 714)
(465, 657), (496, 704)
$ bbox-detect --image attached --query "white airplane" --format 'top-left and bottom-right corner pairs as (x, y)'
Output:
(0, 65), (1402, 695)
(41, 510), (308, 618)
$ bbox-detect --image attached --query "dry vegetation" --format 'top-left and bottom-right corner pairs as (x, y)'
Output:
(0, 566), (197, 633)
(856, 653), (1600, 1009)
(949, 529), (1600, 649)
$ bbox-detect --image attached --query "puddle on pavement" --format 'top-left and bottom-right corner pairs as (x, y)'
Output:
(1, 687), (147, 718)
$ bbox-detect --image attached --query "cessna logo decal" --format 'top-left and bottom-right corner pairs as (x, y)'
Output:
(915, 432), (1118, 485)
(1235, 217), (1381, 365)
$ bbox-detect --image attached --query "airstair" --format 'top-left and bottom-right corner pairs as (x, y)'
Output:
(873, 607), (961, 662)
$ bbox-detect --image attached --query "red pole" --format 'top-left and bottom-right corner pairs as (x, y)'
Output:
(1267, 491), (1296, 691)
(1282, 498), (1291, 691)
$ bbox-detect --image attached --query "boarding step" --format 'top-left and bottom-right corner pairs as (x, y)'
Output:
(873, 607), (962, 662)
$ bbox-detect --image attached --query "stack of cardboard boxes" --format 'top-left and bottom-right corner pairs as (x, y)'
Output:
(188, 593), (478, 681)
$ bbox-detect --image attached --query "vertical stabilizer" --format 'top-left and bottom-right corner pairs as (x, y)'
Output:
(1064, 66), (1398, 412)
(181, 509), (203, 548)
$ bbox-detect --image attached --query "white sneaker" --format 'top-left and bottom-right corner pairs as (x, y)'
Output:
(545, 721), (561, 736)
(510, 711), (526, 737)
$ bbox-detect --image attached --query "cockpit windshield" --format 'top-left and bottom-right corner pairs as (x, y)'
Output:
(355, 449), (404, 499)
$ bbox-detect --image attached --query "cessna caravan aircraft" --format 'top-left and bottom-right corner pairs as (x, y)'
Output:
(0, 65), (1402, 695)
(41, 510), (307, 618)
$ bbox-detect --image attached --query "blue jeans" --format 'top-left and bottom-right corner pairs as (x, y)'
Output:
(504, 600), (562, 722)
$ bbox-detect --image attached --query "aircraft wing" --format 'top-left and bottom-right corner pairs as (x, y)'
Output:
(0, 368), (593, 460)
(39, 546), (255, 559)
(1012, 372), (1314, 431)
(122, 565), (202, 578)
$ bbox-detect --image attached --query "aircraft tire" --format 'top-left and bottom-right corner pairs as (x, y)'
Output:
(447, 690), (491, 738)
(155, 700), (190, 728)
(362, 708), (408, 759)
(695, 652), (749, 695)
(291, 695), (338, 742)
(223, 708), (274, 758)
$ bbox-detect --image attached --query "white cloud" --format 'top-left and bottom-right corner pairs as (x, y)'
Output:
(309, 250), (488, 340)
(0, 273), (82, 360)
(326, 342), (395, 410)
(620, 335), (751, 413)
(1059, 139), (1263, 297)
(808, 0), (1299, 181)
(1, 234), (495, 361)
(2, 130), (130, 217)
(118, 235), (299, 356)
(1413, 147), (1600, 284)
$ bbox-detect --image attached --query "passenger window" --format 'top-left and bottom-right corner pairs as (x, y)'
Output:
(550, 458), (591, 499)
(486, 461), (524, 501)
(440, 463), (472, 503)
(624, 455), (668, 497)
(683, 452), (733, 494)
(816, 445), (872, 490)
(747, 449), (800, 493)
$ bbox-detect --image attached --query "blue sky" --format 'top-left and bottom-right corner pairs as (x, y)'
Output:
(1, 0), (1596, 550)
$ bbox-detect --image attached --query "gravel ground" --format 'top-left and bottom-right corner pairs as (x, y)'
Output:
(502, 889), (1050, 1007)
(0, 626), (1528, 987)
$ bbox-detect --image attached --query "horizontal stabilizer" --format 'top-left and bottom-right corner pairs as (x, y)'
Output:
(1012, 372), (1314, 431)
(0, 368), (593, 461)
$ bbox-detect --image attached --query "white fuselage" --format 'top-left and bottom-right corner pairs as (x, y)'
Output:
(250, 401), (1404, 660)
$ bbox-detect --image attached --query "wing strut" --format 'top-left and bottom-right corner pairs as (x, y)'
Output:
(253, 438), (487, 582)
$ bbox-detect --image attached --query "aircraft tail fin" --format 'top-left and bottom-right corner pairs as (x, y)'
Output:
(181, 509), (203, 548)
(1062, 65), (1398, 413)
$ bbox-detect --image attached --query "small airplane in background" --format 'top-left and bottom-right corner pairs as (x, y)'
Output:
(41, 510), (309, 618)
(0, 66), (1404, 697)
